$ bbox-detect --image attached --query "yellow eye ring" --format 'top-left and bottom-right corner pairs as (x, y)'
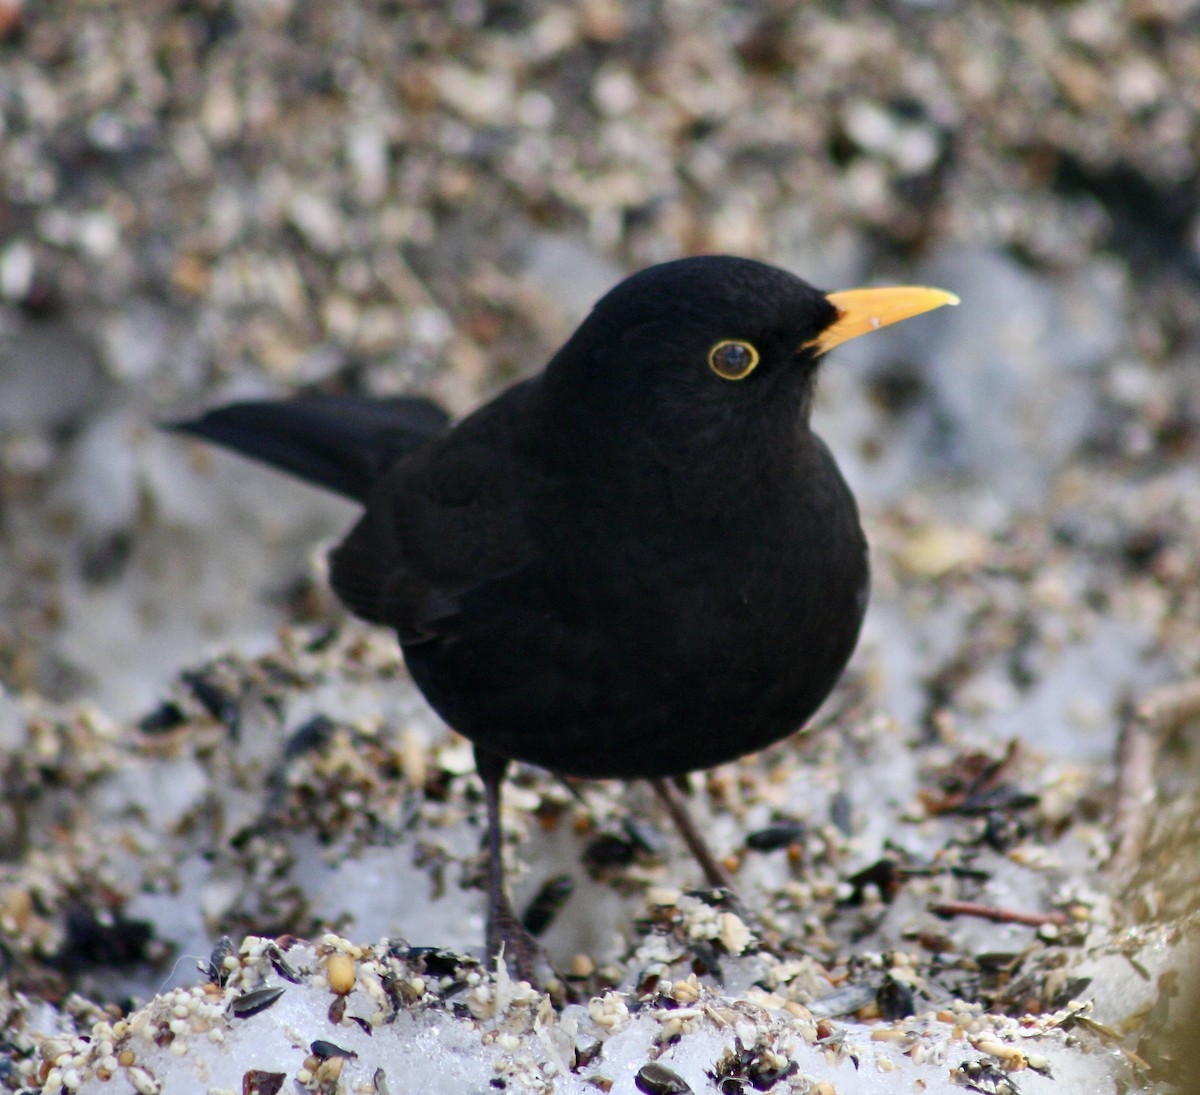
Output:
(707, 339), (759, 380)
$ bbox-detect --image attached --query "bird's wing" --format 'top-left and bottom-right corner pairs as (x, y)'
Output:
(328, 379), (543, 641)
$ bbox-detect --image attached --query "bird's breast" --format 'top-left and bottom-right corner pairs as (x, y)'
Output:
(406, 438), (868, 779)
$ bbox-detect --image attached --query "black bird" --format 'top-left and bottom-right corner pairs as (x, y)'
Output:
(172, 256), (957, 981)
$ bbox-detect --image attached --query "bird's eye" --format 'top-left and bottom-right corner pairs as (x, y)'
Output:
(707, 339), (760, 380)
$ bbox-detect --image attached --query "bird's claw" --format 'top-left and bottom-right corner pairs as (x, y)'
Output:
(487, 906), (545, 987)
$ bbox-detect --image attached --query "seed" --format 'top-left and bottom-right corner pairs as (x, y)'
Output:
(634, 1062), (692, 1094)
(327, 952), (356, 995)
(230, 986), (285, 1018)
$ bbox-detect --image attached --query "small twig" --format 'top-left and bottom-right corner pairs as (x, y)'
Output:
(1105, 679), (1200, 879)
(929, 900), (1068, 928)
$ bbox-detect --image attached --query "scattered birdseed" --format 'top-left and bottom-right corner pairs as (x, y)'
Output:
(588, 992), (630, 1032)
(3, 11), (1199, 1090)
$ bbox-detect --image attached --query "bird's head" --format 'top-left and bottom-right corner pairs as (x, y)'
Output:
(542, 255), (957, 508)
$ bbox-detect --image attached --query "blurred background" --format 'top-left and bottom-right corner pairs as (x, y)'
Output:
(0, 0), (1199, 1084)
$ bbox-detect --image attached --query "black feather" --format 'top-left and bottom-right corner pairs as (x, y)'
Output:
(168, 395), (450, 502)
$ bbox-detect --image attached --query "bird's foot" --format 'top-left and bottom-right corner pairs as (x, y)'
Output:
(486, 902), (545, 987)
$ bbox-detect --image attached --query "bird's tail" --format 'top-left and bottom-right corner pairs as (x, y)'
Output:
(168, 395), (450, 502)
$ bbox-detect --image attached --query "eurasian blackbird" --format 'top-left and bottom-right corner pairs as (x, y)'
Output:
(172, 255), (957, 980)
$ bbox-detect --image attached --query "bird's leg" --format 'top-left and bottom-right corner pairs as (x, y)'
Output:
(475, 744), (542, 984)
(649, 776), (736, 892)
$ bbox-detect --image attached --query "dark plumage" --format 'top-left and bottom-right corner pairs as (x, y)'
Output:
(171, 255), (957, 981)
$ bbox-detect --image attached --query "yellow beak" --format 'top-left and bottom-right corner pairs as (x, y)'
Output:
(805, 285), (960, 356)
